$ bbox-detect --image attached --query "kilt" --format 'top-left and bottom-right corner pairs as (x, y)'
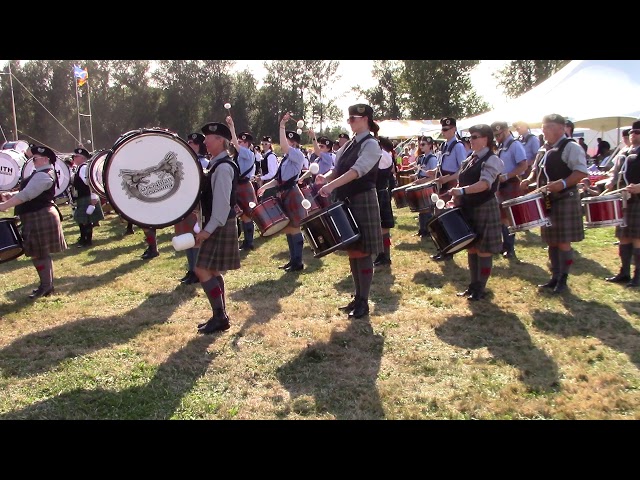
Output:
(616, 196), (640, 239)
(279, 185), (307, 228)
(541, 188), (585, 244)
(340, 188), (383, 254)
(20, 205), (68, 258)
(497, 180), (524, 222)
(236, 180), (258, 215)
(460, 197), (503, 254)
(196, 217), (240, 271)
(73, 195), (105, 224)
(376, 188), (395, 229)
(174, 210), (198, 235)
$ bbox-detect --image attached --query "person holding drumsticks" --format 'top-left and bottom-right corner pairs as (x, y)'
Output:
(602, 120), (640, 287)
(407, 136), (438, 238)
(519, 113), (589, 294)
(256, 113), (307, 272)
(0, 145), (68, 299)
(254, 136), (279, 200)
(447, 124), (504, 301)
(373, 136), (396, 267)
(315, 103), (383, 318)
(70, 147), (104, 248)
(194, 121), (241, 334)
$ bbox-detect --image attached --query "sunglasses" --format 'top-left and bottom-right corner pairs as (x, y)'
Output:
(470, 135), (484, 140)
(441, 127), (453, 132)
(630, 129), (640, 135)
(420, 143), (429, 146)
(347, 115), (364, 123)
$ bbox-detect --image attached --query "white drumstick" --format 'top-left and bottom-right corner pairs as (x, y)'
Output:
(296, 120), (305, 128)
(249, 201), (256, 209)
(296, 128), (303, 135)
(193, 223), (201, 234)
(301, 199), (311, 210)
(309, 163), (320, 175)
(430, 193), (439, 203)
(436, 199), (445, 209)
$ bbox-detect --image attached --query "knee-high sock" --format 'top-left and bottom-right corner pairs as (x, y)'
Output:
(419, 212), (428, 232)
(286, 234), (293, 262)
(355, 256), (374, 301)
(468, 252), (479, 284)
(85, 224), (93, 244)
(619, 243), (633, 276)
(349, 257), (361, 297)
(146, 229), (157, 253)
(216, 274), (226, 310)
(383, 232), (391, 259)
(292, 233), (304, 265)
(242, 221), (255, 246)
(32, 256), (53, 289)
(186, 248), (197, 271)
(558, 248), (574, 275)
(634, 248), (640, 275)
(502, 225), (515, 251)
(549, 246), (560, 278)
(478, 255), (493, 290)
(201, 276), (224, 312)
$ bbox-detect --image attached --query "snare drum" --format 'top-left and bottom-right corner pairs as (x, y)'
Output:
(582, 193), (625, 228)
(426, 207), (476, 255)
(391, 185), (409, 209)
(501, 192), (551, 234)
(251, 196), (290, 236)
(299, 201), (360, 258)
(300, 184), (322, 215)
(22, 156), (71, 199)
(0, 217), (24, 264)
(406, 182), (438, 213)
(103, 128), (203, 229)
(396, 175), (413, 187)
(0, 149), (27, 191)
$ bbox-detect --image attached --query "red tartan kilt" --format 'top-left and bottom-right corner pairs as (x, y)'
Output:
(497, 181), (524, 221)
(174, 211), (198, 235)
(236, 181), (258, 214)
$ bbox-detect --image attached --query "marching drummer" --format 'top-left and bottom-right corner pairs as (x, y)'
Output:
(256, 113), (307, 272)
(519, 113), (588, 294)
(602, 120), (640, 287)
(448, 124), (504, 301)
(70, 147), (104, 248)
(491, 121), (528, 260)
(315, 103), (383, 318)
(0, 145), (68, 299)
(408, 136), (438, 238)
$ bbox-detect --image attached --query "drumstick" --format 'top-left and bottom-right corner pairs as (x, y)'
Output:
(600, 186), (627, 196)
(224, 103), (232, 115)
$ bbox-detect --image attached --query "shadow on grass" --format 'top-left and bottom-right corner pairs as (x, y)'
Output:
(276, 316), (385, 419)
(413, 252), (466, 289)
(0, 286), (198, 379)
(435, 300), (561, 394)
(532, 290), (640, 368)
(0, 333), (216, 419)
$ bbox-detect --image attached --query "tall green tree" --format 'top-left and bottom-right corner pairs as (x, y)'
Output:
(357, 60), (404, 120)
(494, 60), (571, 99)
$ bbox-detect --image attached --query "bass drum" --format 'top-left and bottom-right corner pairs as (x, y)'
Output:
(21, 156), (71, 198)
(103, 128), (202, 229)
(0, 149), (27, 191)
(87, 149), (108, 199)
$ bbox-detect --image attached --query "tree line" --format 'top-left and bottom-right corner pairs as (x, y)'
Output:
(0, 60), (568, 153)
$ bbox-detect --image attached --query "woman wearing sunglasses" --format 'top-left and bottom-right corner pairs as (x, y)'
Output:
(448, 124), (504, 301)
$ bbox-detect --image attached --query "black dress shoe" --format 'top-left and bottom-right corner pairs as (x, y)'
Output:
(278, 262), (292, 270)
(348, 299), (369, 319)
(373, 256), (391, 266)
(284, 263), (304, 272)
(197, 316), (230, 334)
(183, 272), (200, 285)
(338, 296), (358, 312)
(124, 229), (135, 235)
(538, 278), (558, 289)
(431, 252), (453, 261)
(239, 243), (255, 251)
(141, 250), (159, 260)
(29, 286), (54, 299)
(605, 272), (631, 283)
(626, 274), (639, 288)
(179, 271), (192, 282)
(503, 251), (516, 259)
(456, 288), (475, 297)
(467, 290), (486, 301)
(552, 274), (569, 294)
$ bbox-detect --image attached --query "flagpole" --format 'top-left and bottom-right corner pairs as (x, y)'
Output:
(87, 78), (94, 149)
(8, 61), (18, 141)
(75, 76), (82, 146)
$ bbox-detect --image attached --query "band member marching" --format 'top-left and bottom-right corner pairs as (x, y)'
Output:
(70, 147), (104, 248)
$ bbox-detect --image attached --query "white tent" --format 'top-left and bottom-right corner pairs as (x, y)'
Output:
(377, 119), (441, 139)
(458, 60), (640, 146)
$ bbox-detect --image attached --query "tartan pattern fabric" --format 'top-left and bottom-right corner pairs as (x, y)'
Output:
(19, 205), (68, 258)
(340, 189), (383, 254)
(73, 196), (105, 224)
(541, 189), (585, 244)
(461, 197), (503, 254)
(616, 197), (640, 239)
(376, 188), (395, 229)
(196, 217), (241, 271)
(279, 185), (307, 228)
(174, 211), (198, 235)
(236, 181), (258, 216)
(497, 181), (524, 221)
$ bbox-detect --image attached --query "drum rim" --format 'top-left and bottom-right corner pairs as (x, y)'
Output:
(0, 150), (25, 190)
(502, 191), (543, 206)
(582, 193), (621, 203)
(103, 129), (202, 229)
(406, 182), (437, 192)
(88, 149), (108, 199)
(299, 201), (345, 226)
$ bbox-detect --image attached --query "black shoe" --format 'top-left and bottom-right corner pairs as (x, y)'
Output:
(197, 312), (229, 329)
(538, 277), (558, 289)
(29, 286), (54, 299)
(183, 271), (200, 285)
(124, 229), (135, 235)
(605, 272), (631, 283)
(338, 296), (358, 312)
(284, 263), (304, 272)
(239, 243), (254, 251)
(348, 298), (370, 319)
(627, 271), (639, 288)
(467, 290), (486, 301)
(278, 262), (292, 270)
(197, 315), (230, 334)
(503, 251), (516, 259)
(431, 252), (453, 261)
(413, 230), (426, 237)
(373, 254), (391, 266)
(456, 287), (475, 297)
(141, 250), (159, 260)
(179, 271), (192, 282)
(553, 274), (569, 294)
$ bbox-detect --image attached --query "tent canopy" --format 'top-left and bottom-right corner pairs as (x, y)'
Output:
(377, 119), (441, 139)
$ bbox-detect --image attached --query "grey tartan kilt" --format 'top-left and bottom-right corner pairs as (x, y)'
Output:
(73, 195), (105, 224)
(236, 180), (258, 215)
(497, 181), (524, 221)
(460, 197), (503, 254)
(616, 197), (640, 239)
(377, 188), (395, 229)
(196, 217), (241, 271)
(19, 205), (68, 258)
(541, 189), (585, 244)
(340, 188), (383, 254)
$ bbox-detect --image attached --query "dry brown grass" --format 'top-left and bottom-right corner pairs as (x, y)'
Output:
(1, 203), (639, 420)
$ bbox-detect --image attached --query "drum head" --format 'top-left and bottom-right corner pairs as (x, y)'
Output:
(21, 157), (71, 197)
(88, 149), (108, 199)
(0, 149), (27, 191)
(104, 129), (202, 228)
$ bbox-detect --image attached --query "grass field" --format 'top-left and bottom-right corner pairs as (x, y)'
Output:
(0, 202), (639, 420)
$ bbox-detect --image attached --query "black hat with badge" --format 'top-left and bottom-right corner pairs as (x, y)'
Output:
(317, 136), (333, 148)
(468, 124), (494, 142)
(348, 103), (374, 118)
(261, 136), (273, 144)
(490, 121), (509, 135)
(187, 132), (205, 144)
(285, 130), (301, 143)
(238, 132), (253, 143)
(30, 145), (57, 164)
(542, 113), (566, 125)
(338, 133), (350, 140)
(73, 147), (91, 159)
(441, 117), (457, 127)
(201, 122), (232, 140)
(632, 120), (640, 130)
